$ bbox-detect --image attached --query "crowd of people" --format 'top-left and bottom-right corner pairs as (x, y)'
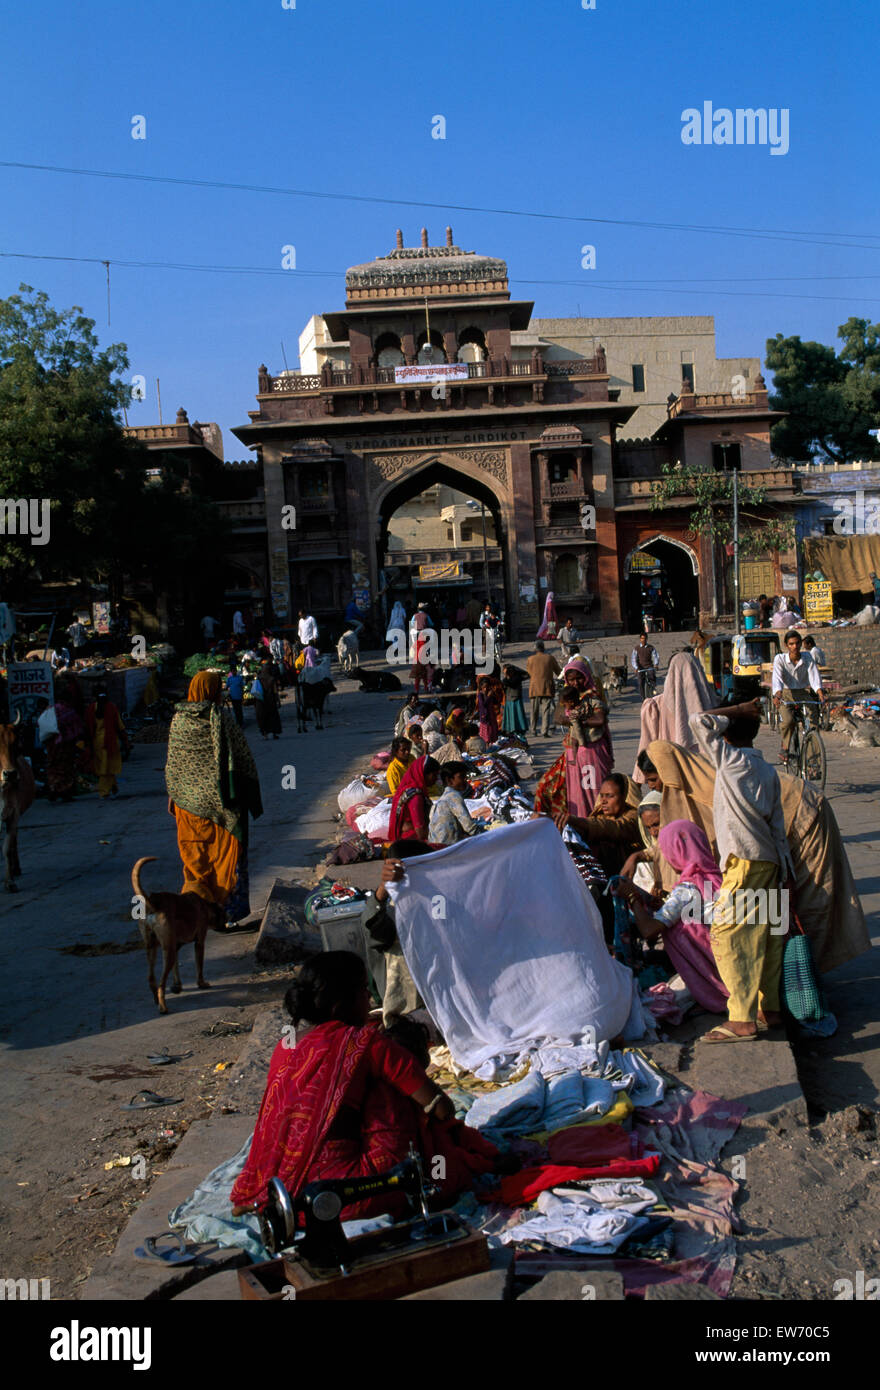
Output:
(197, 631), (865, 1255)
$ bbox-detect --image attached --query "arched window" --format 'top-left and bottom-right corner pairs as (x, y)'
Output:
(554, 554), (580, 595)
(374, 332), (405, 368)
(416, 330), (447, 364)
(457, 327), (487, 363)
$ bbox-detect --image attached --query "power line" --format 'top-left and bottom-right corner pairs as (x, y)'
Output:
(2, 159), (880, 252)
(3, 250), (880, 305)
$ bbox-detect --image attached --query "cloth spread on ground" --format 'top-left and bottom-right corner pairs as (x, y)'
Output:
(481, 1083), (746, 1298)
(493, 1156), (662, 1207)
(648, 740), (870, 974)
(496, 1187), (654, 1254)
(465, 1047), (667, 1140)
(388, 818), (636, 1078)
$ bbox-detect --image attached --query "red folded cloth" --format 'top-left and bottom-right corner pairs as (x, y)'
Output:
(492, 1155), (661, 1207)
(547, 1123), (644, 1168)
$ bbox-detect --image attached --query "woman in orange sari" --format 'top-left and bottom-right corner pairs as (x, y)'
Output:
(230, 951), (502, 1220)
(165, 671), (263, 927)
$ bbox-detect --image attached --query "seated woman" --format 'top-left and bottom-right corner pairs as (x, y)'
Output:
(612, 820), (728, 1014)
(561, 772), (642, 878)
(648, 737), (871, 977)
(444, 706), (467, 741)
(393, 694), (421, 740)
(230, 951), (502, 1220)
(636, 749), (663, 793)
(463, 722), (488, 757)
(386, 736), (413, 795)
(406, 723), (426, 759)
(387, 755), (441, 842)
(620, 790), (662, 895)
(428, 762), (491, 846)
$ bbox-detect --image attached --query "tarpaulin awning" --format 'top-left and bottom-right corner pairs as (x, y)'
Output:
(412, 573), (474, 588)
(802, 534), (880, 592)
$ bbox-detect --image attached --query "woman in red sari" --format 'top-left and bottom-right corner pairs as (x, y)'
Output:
(230, 952), (500, 1220)
(386, 755), (441, 842)
(476, 675), (504, 746)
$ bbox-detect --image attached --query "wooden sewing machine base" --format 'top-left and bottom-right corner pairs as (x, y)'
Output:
(238, 1228), (489, 1301)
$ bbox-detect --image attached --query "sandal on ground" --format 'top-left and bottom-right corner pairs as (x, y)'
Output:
(120, 1090), (183, 1109)
(134, 1232), (199, 1265)
(146, 1049), (193, 1066)
(698, 1025), (758, 1044)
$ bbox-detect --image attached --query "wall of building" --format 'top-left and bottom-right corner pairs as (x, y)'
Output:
(803, 625), (880, 688)
(526, 315), (759, 439)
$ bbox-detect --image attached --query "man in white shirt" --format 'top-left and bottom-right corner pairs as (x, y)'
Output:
(689, 700), (792, 1043)
(297, 610), (318, 647)
(201, 614), (219, 645)
(803, 635), (826, 668)
(559, 618), (580, 659)
(232, 610), (246, 638)
(771, 629), (824, 763)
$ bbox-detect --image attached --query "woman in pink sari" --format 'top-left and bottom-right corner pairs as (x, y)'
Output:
(613, 819), (728, 1014)
(535, 590), (558, 640)
(561, 655), (613, 816)
(230, 952), (500, 1220)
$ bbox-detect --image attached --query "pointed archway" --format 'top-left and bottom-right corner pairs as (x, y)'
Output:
(623, 534), (700, 631)
(376, 458), (509, 621)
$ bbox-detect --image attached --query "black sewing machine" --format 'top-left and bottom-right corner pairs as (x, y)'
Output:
(240, 1147), (488, 1300)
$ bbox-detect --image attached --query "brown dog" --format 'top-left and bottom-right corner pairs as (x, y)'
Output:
(131, 857), (226, 1014)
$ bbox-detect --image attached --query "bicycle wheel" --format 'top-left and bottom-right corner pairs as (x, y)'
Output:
(802, 730), (827, 791)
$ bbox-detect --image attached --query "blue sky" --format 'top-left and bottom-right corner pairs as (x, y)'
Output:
(1, 0), (877, 451)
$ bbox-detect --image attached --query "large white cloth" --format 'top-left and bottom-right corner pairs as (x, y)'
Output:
(388, 818), (635, 1076)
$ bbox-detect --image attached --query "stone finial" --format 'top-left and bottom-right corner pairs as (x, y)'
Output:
(396, 229), (404, 249)
(176, 407), (189, 423)
(421, 227), (429, 249)
(755, 373), (766, 389)
(446, 226), (454, 246)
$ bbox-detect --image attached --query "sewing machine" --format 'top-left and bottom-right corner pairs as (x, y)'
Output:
(238, 1148), (489, 1301)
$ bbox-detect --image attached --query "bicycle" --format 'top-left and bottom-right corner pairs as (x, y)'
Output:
(779, 697), (827, 791)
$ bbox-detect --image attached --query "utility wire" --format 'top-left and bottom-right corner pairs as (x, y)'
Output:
(2, 159), (880, 252)
(3, 250), (880, 305)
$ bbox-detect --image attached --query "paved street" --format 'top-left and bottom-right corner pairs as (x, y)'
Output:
(0, 637), (877, 1296)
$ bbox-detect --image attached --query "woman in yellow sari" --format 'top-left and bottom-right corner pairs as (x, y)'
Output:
(165, 671), (263, 927)
(85, 689), (130, 798)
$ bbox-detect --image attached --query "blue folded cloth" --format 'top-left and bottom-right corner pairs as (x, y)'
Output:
(466, 1069), (546, 1135)
(544, 1071), (588, 1131)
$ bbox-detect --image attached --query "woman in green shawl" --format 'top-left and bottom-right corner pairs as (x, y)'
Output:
(165, 670), (263, 927)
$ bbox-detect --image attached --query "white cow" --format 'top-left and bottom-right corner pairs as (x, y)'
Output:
(336, 630), (360, 673)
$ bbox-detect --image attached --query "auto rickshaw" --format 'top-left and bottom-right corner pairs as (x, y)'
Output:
(701, 630), (782, 701)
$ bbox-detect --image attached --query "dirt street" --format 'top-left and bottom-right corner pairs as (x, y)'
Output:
(0, 639), (877, 1300)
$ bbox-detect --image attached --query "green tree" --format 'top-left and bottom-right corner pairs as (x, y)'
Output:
(649, 461), (796, 559)
(0, 285), (227, 611)
(0, 284), (145, 596)
(766, 318), (880, 463)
